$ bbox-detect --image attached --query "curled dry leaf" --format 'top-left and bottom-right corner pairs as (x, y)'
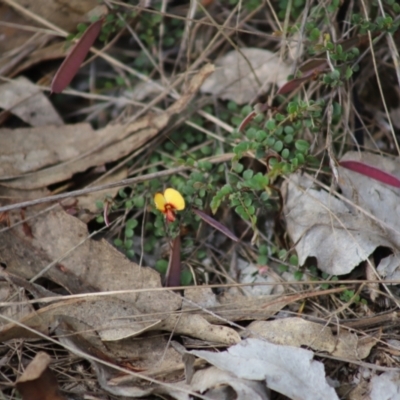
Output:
(15, 352), (65, 400)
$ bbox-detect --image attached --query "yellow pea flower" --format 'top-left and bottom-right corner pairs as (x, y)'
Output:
(154, 188), (185, 222)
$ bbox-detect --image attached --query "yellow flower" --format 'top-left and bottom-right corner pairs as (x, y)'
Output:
(154, 188), (185, 222)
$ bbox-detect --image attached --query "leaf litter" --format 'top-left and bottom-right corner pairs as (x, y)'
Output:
(2, 2), (400, 400)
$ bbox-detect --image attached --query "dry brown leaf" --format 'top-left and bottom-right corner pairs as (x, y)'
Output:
(27, 207), (181, 312)
(15, 352), (66, 400)
(183, 287), (343, 323)
(332, 330), (380, 360)
(0, 4), (51, 75)
(10, 0), (101, 32)
(0, 63), (214, 189)
(0, 0), (103, 76)
(71, 166), (129, 222)
(244, 318), (335, 353)
(0, 77), (63, 126)
(1, 206), (181, 317)
(159, 314), (241, 345)
(11, 41), (70, 77)
(244, 318), (379, 361)
(0, 296), (165, 342)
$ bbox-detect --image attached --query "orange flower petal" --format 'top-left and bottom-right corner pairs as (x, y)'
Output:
(164, 188), (185, 211)
(154, 193), (166, 212)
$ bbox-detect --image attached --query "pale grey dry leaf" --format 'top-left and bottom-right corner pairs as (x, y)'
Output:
(235, 258), (279, 296)
(183, 287), (220, 309)
(339, 151), (400, 249)
(191, 338), (339, 400)
(0, 77), (63, 126)
(283, 173), (393, 275)
(190, 366), (270, 400)
(377, 254), (400, 282)
(201, 48), (290, 104)
(0, 63), (214, 189)
(369, 371), (400, 400)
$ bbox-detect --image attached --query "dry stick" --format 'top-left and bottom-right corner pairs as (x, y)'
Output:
(0, 153), (233, 213)
(0, 167), (187, 213)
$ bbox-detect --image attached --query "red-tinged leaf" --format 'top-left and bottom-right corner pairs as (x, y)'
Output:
(238, 110), (256, 132)
(339, 160), (400, 188)
(277, 76), (310, 95)
(278, 59), (328, 95)
(165, 236), (181, 287)
(51, 19), (104, 94)
(298, 58), (328, 76)
(193, 208), (239, 242)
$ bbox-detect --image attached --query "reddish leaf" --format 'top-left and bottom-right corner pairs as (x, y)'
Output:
(277, 76), (311, 95)
(298, 58), (328, 76)
(51, 19), (104, 94)
(193, 208), (239, 242)
(165, 236), (181, 287)
(278, 34), (370, 96)
(238, 110), (256, 132)
(339, 160), (400, 188)
(278, 59), (328, 95)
